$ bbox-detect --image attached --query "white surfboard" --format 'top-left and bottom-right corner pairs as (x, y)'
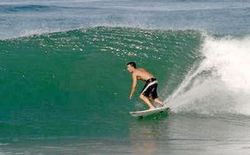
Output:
(130, 106), (170, 117)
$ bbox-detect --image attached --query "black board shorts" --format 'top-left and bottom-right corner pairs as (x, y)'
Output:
(141, 78), (158, 99)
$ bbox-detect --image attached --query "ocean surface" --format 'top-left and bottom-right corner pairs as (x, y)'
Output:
(1, 0), (250, 154)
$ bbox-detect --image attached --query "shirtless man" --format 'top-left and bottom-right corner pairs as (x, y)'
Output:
(127, 62), (164, 110)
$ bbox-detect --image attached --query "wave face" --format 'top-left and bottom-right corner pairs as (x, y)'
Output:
(1, 26), (250, 143)
(0, 27), (202, 141)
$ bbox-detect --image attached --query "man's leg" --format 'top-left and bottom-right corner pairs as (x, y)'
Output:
(154, 98), (164, 106)
(139, 94), (155, 109)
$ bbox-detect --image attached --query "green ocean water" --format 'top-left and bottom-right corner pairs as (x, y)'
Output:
(0, 27), (202, 142)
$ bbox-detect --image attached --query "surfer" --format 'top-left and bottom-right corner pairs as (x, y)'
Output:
(127, 62), (164, 110)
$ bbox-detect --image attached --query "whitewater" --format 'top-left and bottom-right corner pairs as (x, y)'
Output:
(167, 36), (250, 116)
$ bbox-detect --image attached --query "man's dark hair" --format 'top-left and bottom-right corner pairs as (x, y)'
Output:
(127, 62), (137, 68)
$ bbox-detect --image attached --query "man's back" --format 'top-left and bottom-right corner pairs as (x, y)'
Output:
(134, 68), (154, 81)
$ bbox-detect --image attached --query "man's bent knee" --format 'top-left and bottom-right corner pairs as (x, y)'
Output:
(139, 94), (146, 100)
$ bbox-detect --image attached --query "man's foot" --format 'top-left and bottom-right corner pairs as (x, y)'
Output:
(148, 106), (155, 110)
(154, 98), (164, 107)
(159, 103), (164, 107)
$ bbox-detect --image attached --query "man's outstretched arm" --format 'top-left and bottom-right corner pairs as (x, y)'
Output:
(129, 74), (137, 99)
